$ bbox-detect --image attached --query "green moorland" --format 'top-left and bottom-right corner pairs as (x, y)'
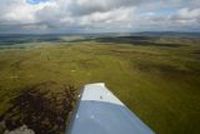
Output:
(0, 36), (200, 134)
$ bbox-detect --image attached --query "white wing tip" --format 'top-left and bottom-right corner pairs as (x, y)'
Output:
(85, 82), (105, 88)
(82, 82), (124, 106)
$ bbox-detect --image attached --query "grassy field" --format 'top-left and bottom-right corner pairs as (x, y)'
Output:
(0, 35), (200, 133)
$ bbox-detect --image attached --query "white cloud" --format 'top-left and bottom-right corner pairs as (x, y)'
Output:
(80, 7), (135, 25)
(0, 0), (199, 33)
(176, 8), (200, 19)
(0, 0), (53, 24)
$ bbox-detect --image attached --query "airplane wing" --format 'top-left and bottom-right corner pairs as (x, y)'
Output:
(67, 83), (154, 134)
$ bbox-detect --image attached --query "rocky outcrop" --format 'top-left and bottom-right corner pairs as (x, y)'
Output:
(4, 125), (35, 134)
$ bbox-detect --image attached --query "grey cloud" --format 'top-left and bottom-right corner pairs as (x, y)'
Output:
(67, 0), (157, 16)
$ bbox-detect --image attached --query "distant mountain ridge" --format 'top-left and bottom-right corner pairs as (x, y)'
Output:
(132, 31), (200, 38)
(0, 31), (199, 46)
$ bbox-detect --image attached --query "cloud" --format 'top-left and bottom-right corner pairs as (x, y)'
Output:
(0, 0), (199, 33)
(67, 0), (144, 16)
(0, 0), (51, 24)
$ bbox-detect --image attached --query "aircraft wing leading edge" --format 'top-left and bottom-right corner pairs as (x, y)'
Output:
(67, 83), (154, 134)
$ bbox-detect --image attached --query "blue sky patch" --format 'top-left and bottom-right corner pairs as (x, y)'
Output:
(158, 8), (177, 15)
(26, 0), (48, 5)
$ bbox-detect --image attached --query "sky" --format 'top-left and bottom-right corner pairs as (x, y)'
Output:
(0, 0), (200, 33)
